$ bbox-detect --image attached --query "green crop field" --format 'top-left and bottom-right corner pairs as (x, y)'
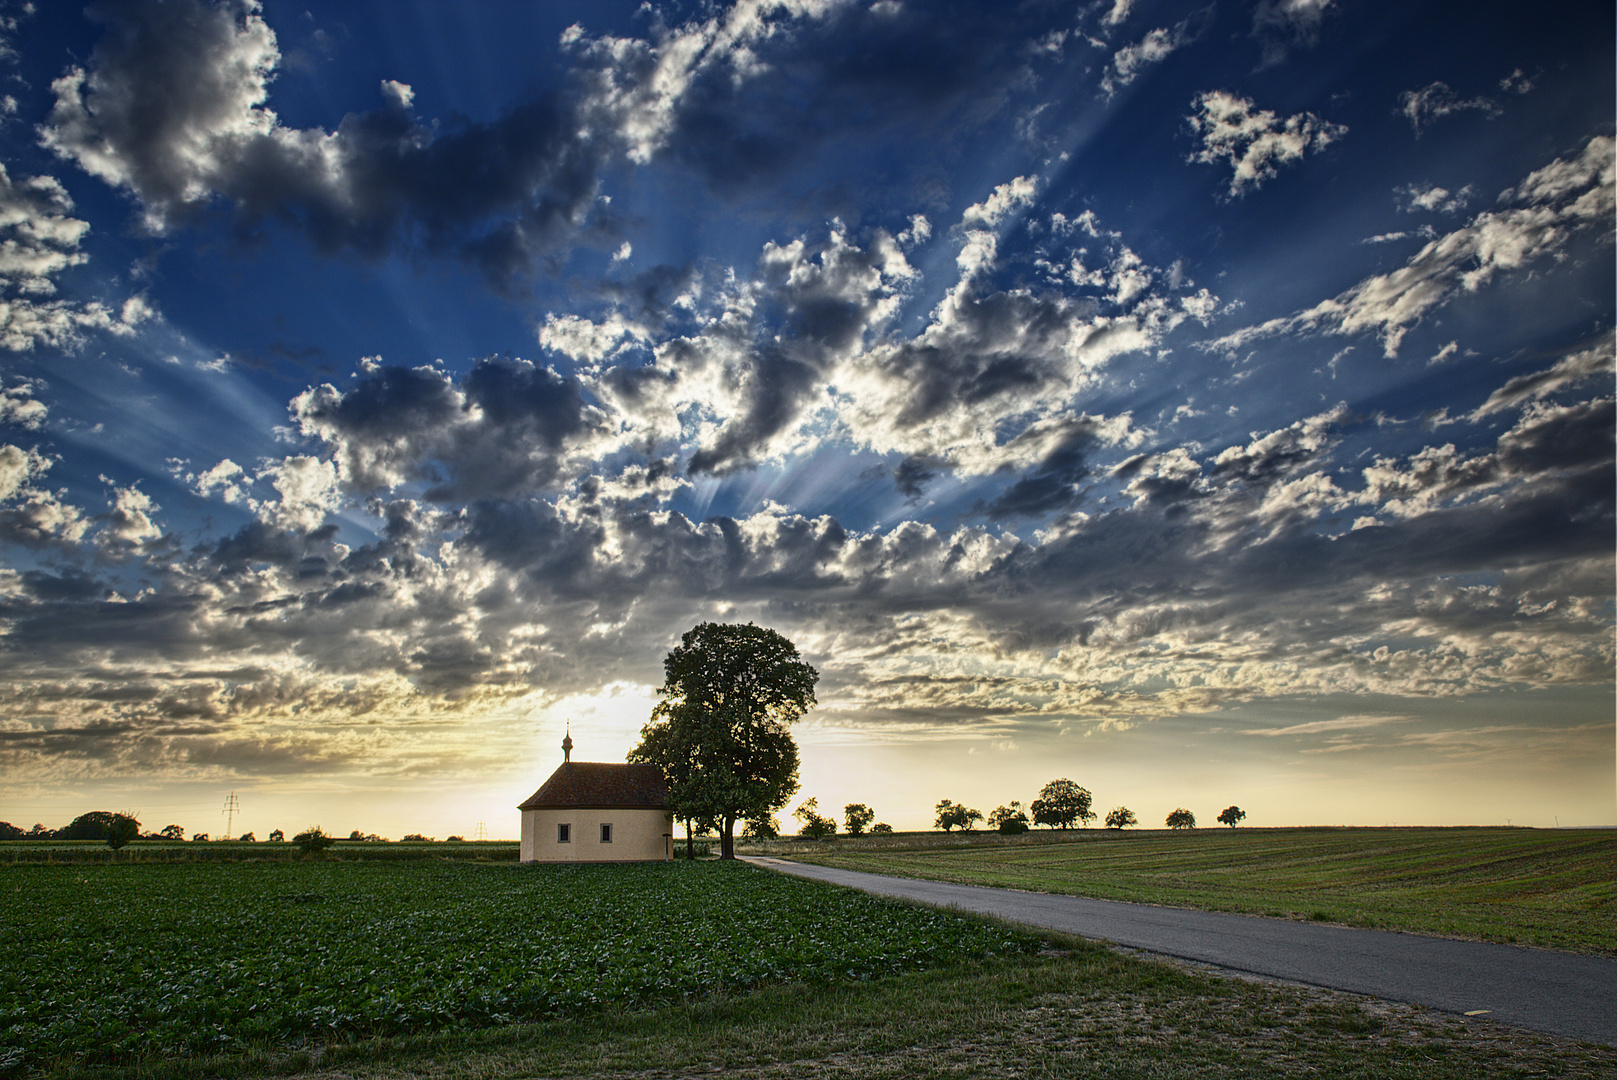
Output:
(758, 826), (1617, 955)
(0, 858), (1039, 1073)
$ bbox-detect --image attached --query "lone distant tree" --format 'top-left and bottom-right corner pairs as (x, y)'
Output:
(988, 802), (1030, 833)
(1104, 806), (1138, 829)
(630, 622), (818, 860)
(268, 829), (285, 842)
(935, 799), (983, 832)
(106, 813), (140, 851)
(741, 815), (780, 840)
(190, 832), (209, 842)
(843, 803), (875, 836)
(1030, 779), (1094, 829)
(793, 798), (837, 840)
(159, 824), (184, 840)
(1165, 808), (1197, 829)
(1217, 806), (1247, 828)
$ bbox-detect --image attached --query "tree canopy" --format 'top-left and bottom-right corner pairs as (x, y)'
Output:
(1104, 806), (1137, 829)
(934, 799), (983, 832)
(1217, 805), (1247, 828)
(630, 622), (818, 859)
(1030, 779), (1094, 829)
(1166, 808), (1197, 829)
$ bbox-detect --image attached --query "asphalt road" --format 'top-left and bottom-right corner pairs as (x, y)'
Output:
(743, 856), (1617, 1046)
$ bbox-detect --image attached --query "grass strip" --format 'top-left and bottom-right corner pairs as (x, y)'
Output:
(754, 826), (1617, 955)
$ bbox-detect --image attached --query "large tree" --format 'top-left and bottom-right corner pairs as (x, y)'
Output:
(630, 622), (818, 860)
(1030, 779), (1094, 829)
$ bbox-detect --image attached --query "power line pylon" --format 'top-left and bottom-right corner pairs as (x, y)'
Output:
(222, 792), (240, 838)
(474, 820), (487, 841)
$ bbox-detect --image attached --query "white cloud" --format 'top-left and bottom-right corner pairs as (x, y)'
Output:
(0, 164), (153, 352)
(190, 458), (250, 503)
(0, 380), (47, 429)
(1246, 713), (1404, 737)
(1187, 91), (1346, 196)
(0, 441), (43, 501)
(1470, 338), (1615, 420)
(0, 443), (90, 544)
(1397, 81), (1499, 135)
(259, 455), (343, 531)
(538, 312), (648, 363)
(1102, 22), (1192, 95)
(1428, 340), (1458, 365)
(1207, 136), (1614, 357)
(960, 175), (1039, 230)
(566, 0), (856, 165)
(379, 79), (414, 110)
(104, 484), (163, 545)
(1398, 183), (1473, 215)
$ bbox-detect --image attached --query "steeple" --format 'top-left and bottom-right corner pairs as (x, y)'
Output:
(562, 722), (573, 764)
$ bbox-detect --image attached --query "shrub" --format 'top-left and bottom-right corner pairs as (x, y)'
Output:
(870, 822), (893, 834)
(106, 814), (141, 851)
(293, 826), (335, 855)
(988, 802), (1030, 833)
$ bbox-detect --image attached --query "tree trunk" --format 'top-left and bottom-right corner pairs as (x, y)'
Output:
(720, 815), (736, 859)
(684, 818), (694, 861)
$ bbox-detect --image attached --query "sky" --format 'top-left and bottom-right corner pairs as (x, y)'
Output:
(0, 0), (1611, 840)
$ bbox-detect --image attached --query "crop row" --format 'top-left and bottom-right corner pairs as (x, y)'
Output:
(0, 859), (1041, 1070)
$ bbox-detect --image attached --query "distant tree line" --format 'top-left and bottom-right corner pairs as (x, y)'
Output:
(0, 815), (485, 847)
(923, 785), (1247, 835)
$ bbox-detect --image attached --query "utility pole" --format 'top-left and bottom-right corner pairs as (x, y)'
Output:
(222, 792), (240, 839)
(474, 820), (487, 841)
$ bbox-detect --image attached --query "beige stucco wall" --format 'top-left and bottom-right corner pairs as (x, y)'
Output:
(520, 806), (672, 862)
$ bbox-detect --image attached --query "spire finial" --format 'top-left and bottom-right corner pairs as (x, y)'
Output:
(562, 721), (573, 763)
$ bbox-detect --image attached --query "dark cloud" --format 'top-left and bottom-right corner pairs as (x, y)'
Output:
(40, 0), (603, 289)
(293, 357), (603, 498)
(1210, 404), (1348, 483)
(981, 416), (1106, 520)
(892, 455), (944, 500)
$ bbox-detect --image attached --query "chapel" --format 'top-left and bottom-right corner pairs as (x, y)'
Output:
(517, 733), (673, 862)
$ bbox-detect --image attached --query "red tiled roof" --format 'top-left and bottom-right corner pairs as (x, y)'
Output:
(517, 761), (668, 810)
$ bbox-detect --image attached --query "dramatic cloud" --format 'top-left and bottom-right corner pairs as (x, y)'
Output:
(0, 1), (1609, 828)
(1187, 91), (1346, 196)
